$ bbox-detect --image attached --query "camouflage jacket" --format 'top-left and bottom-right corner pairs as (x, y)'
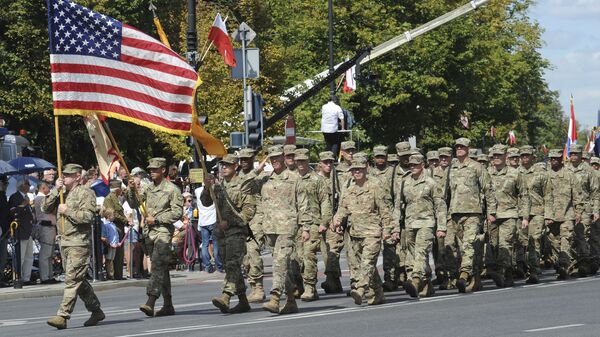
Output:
(390, 165), (410, 206)
(336, 161), (353, 196)
(251, 168), (311, 235)
(334, 178), (395, 238)
(544, 166), (583, 222)
(369, 165), (393, 200)
(490, 166), (530, 219)
(200, 174), (255, 237)
(395, 172), (447, 230)
(567, 162), (599, 217)
(103, 192), (127, 228)
(297, 170), (332, 229)
(126, 178), (183, 234)
(42, 184), (96, 247)
(519, 164), (547, 217)
(447, 157), (497, 216)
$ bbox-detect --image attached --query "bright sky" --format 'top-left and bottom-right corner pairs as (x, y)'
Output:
(530, 0), (600, 128)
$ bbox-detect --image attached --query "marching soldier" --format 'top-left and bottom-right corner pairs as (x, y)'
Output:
(433, 147), (454, 289)
(507, 148), (520, 169)
(284, 144), (297, 172)
(387, 154), (400, 167)
(203, 154), (256, 314)
(396, 155), (447, 298)
(426, 151), (440, 170)
(44, 164), (104, 329)
(127, 158), (183, 317)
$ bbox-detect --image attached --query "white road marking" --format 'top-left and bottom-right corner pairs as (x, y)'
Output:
(524, 323), (584, 332)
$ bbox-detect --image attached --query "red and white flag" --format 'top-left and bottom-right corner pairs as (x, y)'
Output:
(208, 13), (236, 67)
(83, 114), (119, 184)
(507, 130), (517, 145)
(490, 126), (497, 139)
(343, 65), (356, 93)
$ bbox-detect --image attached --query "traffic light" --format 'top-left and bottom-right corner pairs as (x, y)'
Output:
(247, 93), (264, 149)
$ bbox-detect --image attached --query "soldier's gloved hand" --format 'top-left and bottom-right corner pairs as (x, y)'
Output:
(218, 220), (229, 231)
(318, 225), (328, 233)
(521, 219), (529, 229)
(301, 230), (310, 242)
(57, 204), (67, 214)
(436, 230), (446, 238)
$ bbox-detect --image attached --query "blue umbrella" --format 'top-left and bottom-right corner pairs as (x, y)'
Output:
(8, 157), (55, 175)
(0, 161), (17, 176)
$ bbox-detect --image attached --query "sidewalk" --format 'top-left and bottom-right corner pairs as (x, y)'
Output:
(0, 269), (225, 301)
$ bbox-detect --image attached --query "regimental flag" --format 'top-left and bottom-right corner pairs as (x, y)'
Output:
(565, 94), (577, 158)
(208, 13), (236, 67)
(83, 114), (118, 184)
(47, 0), (199, 135)
(343, 64), (356, 93)
(507, 130), (517, 145)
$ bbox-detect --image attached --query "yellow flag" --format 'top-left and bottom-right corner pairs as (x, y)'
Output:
(153, 17), (171, 49)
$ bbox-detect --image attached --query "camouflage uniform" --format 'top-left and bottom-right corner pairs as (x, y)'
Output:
(488, 146), (530, 287)
(102, 183), (127, 279)
(396, 155), (447, 297)
(433, 147), (454, 288)
(590, 157), (600, 270)
(335, 159), (395, 305)
(127, 158), (183, 311)
(447, 138), (497, 292)
(545, 149), (583, 278)
(42, 164), (102, 325)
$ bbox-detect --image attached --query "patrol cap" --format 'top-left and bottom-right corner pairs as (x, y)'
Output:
(147, 157), (167, 169)
(283, 144), (297, 156)
(490, 146), (506, 156)
(507, 147), (520, 158)
(469, 149), (478, 159)
(387, 154), (399, 163)
(438, 147), (453, 157)
(109, 179), (122, 189)
(268, 145), (284, 158)
(221, 154), (239, 165)
(426, 151), (439, 161)
(63, 163), (83, 175)
(477, 154), (489, 162)
(519, 145), (534, 155)
(319, 151), (335, 162)
(341, 141), (356, 151)
(238, 148), (255, 158)
(349, 158), (368, 170)
(548, 149), (563, 158)
(408, 154), (424, 165)
(569, 144), (583, 154)
(395, 141), (412, 156)
(353, 152), (368, 161)
(591, 157), (600, 165)
(582, 151), (591, 159)
(294, 148), (309, 161)
(411, 149), (422, 156)
(373, 145), (388, 157)
(455, 137), (470, 147)
(131, 167), (146, 176)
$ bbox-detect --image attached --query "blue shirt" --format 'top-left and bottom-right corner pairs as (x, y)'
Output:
(101, 220), (119, 247)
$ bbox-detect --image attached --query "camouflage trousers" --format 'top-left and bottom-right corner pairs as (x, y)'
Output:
(439, 219), (460, 278)
(345, 230), (360, 287)
(350, 236), (382, 292)
(296, 227), (322, 286)
(57, 245), (101, 318)
(290, 231), (304, 288)
(513, 220), (528, 268)
(405, 227), (434, 280)
(243, 223), (264, 286)
(449, 214), (482, 278)
(217, 233), (247, 296)
(486, 218), (516, 274)
(324, 229), (344, 278)
(546, 220), (575, 269)
(525, 215), (544, 275)
(264, 233), (296, 296)
(382, 233), (402, 285)
(589, 219), (600, 262)
(574, 216), (592, 261)
(145, 230), (172, 298)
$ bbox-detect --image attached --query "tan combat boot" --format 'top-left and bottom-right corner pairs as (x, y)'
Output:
(491, 269), (505, 288)
(139, 295), (158, 317)
(83, 309), (105, 327)
(456, 272), (470, 293)
(279, 293), (299, 314)
(155, 295), (175, 317)
(419, 279), (435, 298)
(212, 293), (231, 313)
(404, 277), (420, 298)
(262, 293), (281, 313)
(228, 294), (251, 314)
(248, 281), (266, 303)
(466, 274), (481, 293)
(350, 287), (364, 305)
(47, 316), (67, 329)
(300, 285), (319, 302)
(367, 287), (386, 305)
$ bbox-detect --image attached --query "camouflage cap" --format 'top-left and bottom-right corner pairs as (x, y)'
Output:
(438, 147), (453, 157)
(109, 179), (122, 189)
(507, 147), (520, 158)
(283, 144), (297, 155)
(582, 151), (591, 159)
(373, 145), (388, 157)
(238, 148), (255, 158)
(319, 151), (335, 162)
(341, 141), (356, 151)
(267, 145), (284, 158)
(477, 154), (489, 162)
(353, 152), (368, 161)
(387, 154), (399, 163)
(548, 149), (563, 158)
(408, 154), (424, 165)
(395, 141), (412, 156)
(63, 163), (83, 175)
(455, 137), (470, 147)
(147, 157), (167, 169)
(426, 151), (439, 161)
(490, 146), (506, 156)
(519, 145), (534, 155)
(349, 158), (368, 170)
(294, 148), (309, 161)
(131, 167), (146, 176)
(469, 148), (478, 159)
(591, 157), (600, 165)
(569, 144), (583, 154)
(221, 153), (239, 165)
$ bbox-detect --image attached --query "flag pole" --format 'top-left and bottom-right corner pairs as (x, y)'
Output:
(192, 140), (222, 222)
(53, 116), (65, 234)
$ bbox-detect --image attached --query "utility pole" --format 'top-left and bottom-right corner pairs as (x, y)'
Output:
(327, 0), (335, 97)
(186, 0), (200, 168)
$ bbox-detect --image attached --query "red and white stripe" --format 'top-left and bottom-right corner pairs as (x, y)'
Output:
(51, 25), (198, 134)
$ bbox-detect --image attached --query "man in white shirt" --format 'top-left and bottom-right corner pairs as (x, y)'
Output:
(34, 182), (58, 284)
(195, 184), (223, 273)
(321, 95), (345, 159)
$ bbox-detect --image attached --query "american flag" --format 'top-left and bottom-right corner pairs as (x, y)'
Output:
(47, 0), (199, 135)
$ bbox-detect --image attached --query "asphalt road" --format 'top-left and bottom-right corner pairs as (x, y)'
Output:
(1, 258), (600, 337)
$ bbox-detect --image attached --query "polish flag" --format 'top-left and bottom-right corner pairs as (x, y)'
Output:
(343, 64), (356, 93)
(208, 13), (236, 67)
(565, 94), (577, 158)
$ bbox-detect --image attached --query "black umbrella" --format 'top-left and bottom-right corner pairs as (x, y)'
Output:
(8, 157), (56, 175)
